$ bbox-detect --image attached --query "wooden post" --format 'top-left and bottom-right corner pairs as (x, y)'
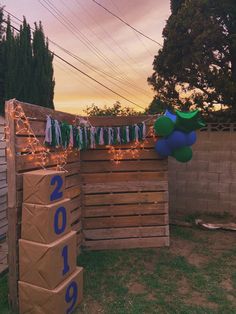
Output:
(5, 100), (18, 312)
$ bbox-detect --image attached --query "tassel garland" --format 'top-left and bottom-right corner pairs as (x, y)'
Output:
(44, 116), (147, 150)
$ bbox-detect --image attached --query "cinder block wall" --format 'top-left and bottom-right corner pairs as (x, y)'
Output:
(169, 125), (236, 219)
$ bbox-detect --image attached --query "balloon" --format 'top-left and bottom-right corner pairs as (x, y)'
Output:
(186, 131), (197, 146)
(175, 109), (205, 132)
(154, 116), (175, 137)
(172, 146), (193, 163)
(155, 139), (172, 157)
(167, 130), (187, 150)
(164, 109), (177, 122)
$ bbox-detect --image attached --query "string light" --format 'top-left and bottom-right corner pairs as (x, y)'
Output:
(5, 100), (158, 169)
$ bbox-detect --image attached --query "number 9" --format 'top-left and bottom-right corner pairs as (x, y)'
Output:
(65, 281), (78, 314)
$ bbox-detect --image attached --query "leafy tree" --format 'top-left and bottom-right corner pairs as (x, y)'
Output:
(148, 0), (236, 120)
(84, 101), (143, 116)
(0, 10), (55, 114)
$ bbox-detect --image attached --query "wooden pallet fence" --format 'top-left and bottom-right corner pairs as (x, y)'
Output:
(5, 100), (169, 311)
(80, 117), (169, 251)
(5, 100), (82, 311)
(0, 116), (7, 241)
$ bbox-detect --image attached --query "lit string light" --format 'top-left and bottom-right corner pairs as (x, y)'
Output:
(5, 100), (158, 169)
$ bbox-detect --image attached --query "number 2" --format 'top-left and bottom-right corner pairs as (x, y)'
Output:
(50, 175), (63, 201)
(65, 281), (78, 314)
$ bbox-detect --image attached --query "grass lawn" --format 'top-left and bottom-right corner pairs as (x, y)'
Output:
(1, 226), (236, 314)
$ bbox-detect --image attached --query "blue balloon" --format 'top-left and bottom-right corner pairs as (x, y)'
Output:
(167, 130), (187, 150)
(186, 131), (197, 146)
(155, 139), (172, 157)
(164, 109), (177, 122)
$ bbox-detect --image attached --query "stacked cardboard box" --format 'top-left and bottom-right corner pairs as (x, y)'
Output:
(19, 170), (83, 314)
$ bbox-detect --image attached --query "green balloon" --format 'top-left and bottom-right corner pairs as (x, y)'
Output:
(172, 146), (193, 163)
(154, 116), (175, 137)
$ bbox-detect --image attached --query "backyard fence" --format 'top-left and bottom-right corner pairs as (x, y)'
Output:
(5, 100), (169, 311)
(0, 116), (7, 242)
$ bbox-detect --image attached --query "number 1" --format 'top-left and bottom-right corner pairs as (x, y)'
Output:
(62, 245), (70, 276)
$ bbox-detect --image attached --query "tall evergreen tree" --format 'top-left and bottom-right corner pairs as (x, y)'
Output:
(32, 22), (54, 109)
(0, 11), (55, 114)
(148, 0), (236, 120)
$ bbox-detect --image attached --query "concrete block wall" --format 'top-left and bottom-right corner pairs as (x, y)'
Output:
(169, 125), (236, 219)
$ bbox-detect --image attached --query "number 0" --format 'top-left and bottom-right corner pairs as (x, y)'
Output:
(50, 175), (63, 201)
(54, 206), (67, 235)
(65, 281), (78, 314)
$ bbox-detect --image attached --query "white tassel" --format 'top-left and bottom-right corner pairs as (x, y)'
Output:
(126, 126), (130, 143)
(45, 115), (52, 144)
(90, 127), (96, 149)
(135, 124), (139, 142)
(69, 125), (73, 147)
(84, 127), (88, 148)
(117, 127), (121, 143)
(54, 120), (61, 146)
(78, 127), (83, 149)
(108, 127), (112, 145)
(99, 128), (104, 145)
(142, 122), (146, 139)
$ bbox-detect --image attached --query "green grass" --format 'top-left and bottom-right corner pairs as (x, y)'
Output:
(1, 227), (236, 314)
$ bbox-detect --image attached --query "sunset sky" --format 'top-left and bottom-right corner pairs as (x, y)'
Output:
(2, 0), (170, 114)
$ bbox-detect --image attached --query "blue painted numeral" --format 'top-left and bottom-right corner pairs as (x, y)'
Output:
(54, 206), (67, 235)
(65, 281), (78, 314)
(62, 245), (70, 276)
(50, 175), (63, 201)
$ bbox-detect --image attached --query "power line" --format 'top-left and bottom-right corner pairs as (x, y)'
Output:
(2, 16), (146, 110)
(90, 0), (163, 47)
(4, 9), (152, 99)
(38, 0), (152, 98)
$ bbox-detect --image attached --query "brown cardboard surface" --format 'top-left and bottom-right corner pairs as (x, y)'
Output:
(19, 231), (77, 289)
(23, 169), (65, 205)
(19, 267), (83, 314)
(21, 198), (72, 243)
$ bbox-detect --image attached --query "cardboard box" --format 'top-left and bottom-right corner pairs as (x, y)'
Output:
(19, 267), (83, 314)
(23, 169), (65, 205)
(21, 198), (72, 244)
(19, 231), (77, 289)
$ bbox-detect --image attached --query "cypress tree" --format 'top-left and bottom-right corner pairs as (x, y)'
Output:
(0, 11), (55, 113)
(32, 22), (54, 109)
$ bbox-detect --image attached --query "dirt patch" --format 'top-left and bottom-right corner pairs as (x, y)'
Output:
(208, 231), (236, 253)
(80, 299), (104, 314)
(143, 261), (155, 273)
(146, 293), (156, 301)
(128, 282), (146, 294)
(185, 291), (218, 310)
(221, 278), (234, 291)
(178, 277), (191, 295)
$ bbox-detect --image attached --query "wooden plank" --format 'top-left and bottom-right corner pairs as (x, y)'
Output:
(84, 226), (169, 240)
(71, 220), (82, 232)
(70, 207), (82, 224)
(81, 159), (167, 173)
(84, 236), (169, 250)
(82, 203), (168, 218)
(82, 172), (168, 184)
(65, 185), (81, 199)
(83, 214), (168, 229)
(16, 150), (80, 172)
(83, 181), (168, 194)
(84, 191), (168, 206)
(81, 148), (162, 161)
(16, 184), (81, 207)
(5, 100), (18, 311)
(18, 101), (154, 125)
(15, 162), (80, 189)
